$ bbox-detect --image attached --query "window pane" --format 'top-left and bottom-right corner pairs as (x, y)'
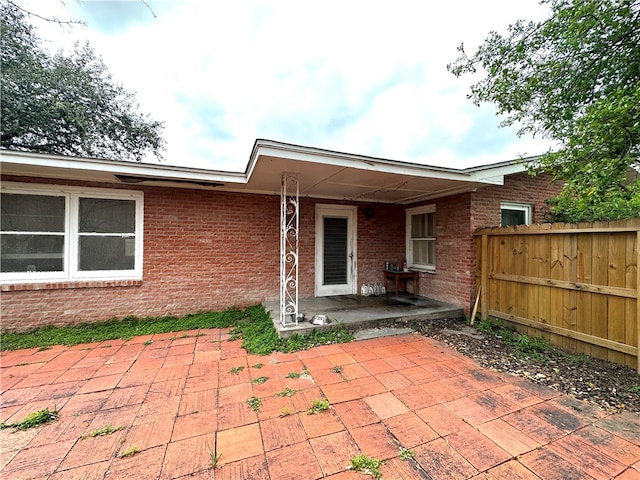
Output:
(79, 198), (135, 233)
(501, 209), (526, 226)
(1, 194), (65, 232)
(1, 234), (64, 272)
(412, 239), (435, 265)
(411, 213), (434, 237)
(79, 236), (135, 271)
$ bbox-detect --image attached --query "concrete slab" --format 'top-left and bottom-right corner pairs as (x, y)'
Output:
(265, 294), (465, 338)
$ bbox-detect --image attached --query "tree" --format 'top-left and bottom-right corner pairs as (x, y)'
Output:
(0, 1), (165, 162)
(448, 0), (640, 221)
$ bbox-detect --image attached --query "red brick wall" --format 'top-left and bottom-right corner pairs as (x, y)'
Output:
(1, 177), (281, 332)
(0, 171), (561, 331)
(412, 194), (475, 312)
(471, 172), (562, 229)
(356, 203), (407, 288)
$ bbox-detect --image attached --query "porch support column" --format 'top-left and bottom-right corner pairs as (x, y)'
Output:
(280, 172), (299, 326)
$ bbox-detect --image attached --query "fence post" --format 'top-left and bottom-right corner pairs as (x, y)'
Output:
(481, 233), (489, 320)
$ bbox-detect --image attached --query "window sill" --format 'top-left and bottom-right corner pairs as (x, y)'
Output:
(409, 267), (436, 274)
(1, 279), (142, 292)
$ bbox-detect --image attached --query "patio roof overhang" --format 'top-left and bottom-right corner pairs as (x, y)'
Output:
(0, 139), (534, 204)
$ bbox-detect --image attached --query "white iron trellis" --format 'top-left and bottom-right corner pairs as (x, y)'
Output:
(280, 172), (299, 326)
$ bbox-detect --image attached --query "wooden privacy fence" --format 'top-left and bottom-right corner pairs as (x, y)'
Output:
(474, 219), (640, 372)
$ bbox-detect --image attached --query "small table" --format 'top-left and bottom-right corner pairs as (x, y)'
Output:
(384, 270), (419, 297)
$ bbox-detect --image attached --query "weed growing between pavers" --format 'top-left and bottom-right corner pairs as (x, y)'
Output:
(275, 388), (297, 397)
(307, 398), (330, 414)
(82, 425), (125, 439)
(348, 454), (384, 479)
(229, 366), (245, 375)
(399, 447), (415, 461)
(120, 445), (141, 458)
(0, 407), (59, 430)
(247, 396), (262, 412)
(279, 406), (293, 417)
(251, 376), (268, 384)
(206, 442), (221, 469)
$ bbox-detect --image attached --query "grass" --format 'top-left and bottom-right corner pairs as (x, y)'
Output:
(251, 376), (268, 384)
(0, 407), (59, 430)
(285, 372), (301, 379)
(0, 307), (246, 351)
(348, 454), (384, 479)
(1, 305), (355, 356)
(229, 366), (245, 375)
(230, 306), (354, 355)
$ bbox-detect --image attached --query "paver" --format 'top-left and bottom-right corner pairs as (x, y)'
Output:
(1, 330), (638, 479)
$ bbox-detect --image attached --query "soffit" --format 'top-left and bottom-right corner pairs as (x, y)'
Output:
(228, 154), (499, 204)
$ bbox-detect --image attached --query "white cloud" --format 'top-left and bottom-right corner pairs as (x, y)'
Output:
(24, 0), (554, 171)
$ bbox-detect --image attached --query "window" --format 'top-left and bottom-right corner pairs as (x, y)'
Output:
(500, 202), (532, 226)
(1, 183), (143, 283)
(406, 205), (435, 271)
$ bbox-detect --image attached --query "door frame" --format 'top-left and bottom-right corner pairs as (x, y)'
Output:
(315, 204), (357, 296)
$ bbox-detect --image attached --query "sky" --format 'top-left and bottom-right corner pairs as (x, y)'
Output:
(26, 0), (555, 172)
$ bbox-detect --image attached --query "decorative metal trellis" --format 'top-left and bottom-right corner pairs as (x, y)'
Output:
(280, 172), (299, 326)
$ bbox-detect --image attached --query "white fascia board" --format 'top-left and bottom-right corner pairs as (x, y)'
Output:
(0, 150), (247, 184)
(465, 163), (530, 185)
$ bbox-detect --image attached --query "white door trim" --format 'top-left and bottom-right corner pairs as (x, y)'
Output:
(315, 204), (357, 296)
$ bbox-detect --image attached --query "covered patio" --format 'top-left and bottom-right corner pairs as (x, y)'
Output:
(265, 293), (465, 338)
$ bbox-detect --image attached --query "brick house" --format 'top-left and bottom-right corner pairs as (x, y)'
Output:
(0, 140), (562, 332)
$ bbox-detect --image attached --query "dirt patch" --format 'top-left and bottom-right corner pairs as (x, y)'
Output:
(408, 317), (640, 413)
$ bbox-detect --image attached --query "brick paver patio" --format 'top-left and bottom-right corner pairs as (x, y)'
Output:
(1, 329), (639, 479)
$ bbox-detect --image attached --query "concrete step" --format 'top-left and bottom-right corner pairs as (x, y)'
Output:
(266, 294), (465, 338)
(353, 327), (415, 341)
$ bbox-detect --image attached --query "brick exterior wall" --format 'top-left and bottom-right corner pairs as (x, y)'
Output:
(470, 172), (561, 229)
(1, 177), (281, 332)
(0, 171), (561, 331)
(417, 193), (474, 312)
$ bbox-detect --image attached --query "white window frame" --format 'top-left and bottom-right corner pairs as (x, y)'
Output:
(1, 182), (143, 284)
(405, 204), (436, 272)
(500, 201), (532, 226)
